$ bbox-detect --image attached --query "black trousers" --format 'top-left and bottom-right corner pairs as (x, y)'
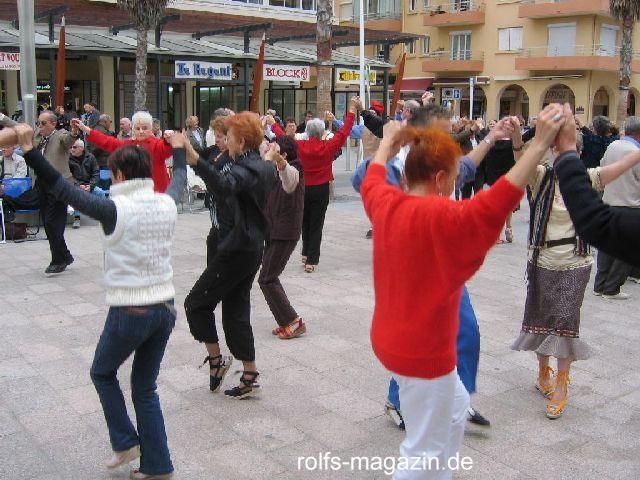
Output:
(258, 239), (298, 327)
(301, 183), (330, 265)
(184, 249), (262, 362)
(38, 185), (71, 265)
(594, 250), (631, 295)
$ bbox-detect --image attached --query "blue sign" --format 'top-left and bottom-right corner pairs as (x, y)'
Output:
(175, 61), (233, 81)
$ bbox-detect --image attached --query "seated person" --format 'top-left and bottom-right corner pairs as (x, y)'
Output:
(68, 139), (105, 228)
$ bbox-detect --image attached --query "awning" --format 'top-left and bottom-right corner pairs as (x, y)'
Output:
(391, 78), (434, 91)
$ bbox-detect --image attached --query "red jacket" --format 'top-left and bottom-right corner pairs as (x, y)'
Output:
(361, 163), (522, 379)
(86, 129), (172, 192)
(272, 112), (355, 186)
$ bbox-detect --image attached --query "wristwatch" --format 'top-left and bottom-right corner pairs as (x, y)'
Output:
(483, 137), (492, 146)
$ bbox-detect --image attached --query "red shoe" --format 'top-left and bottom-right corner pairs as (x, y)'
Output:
(277, 318), (307, 339)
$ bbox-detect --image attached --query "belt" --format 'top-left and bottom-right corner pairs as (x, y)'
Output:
(544, 237), (576, 248)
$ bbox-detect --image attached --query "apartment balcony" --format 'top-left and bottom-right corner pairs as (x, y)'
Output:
(424, 1), (485, 27)
(515, 45), (640, 73)
(351, 0), (402, 30)
(422, 50), (484, 72)
(518, 0), (610, 19)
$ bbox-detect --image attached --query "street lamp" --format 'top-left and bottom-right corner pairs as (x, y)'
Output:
(17, 0), (37, 127)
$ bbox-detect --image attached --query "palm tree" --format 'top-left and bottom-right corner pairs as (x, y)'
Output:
(117, 0), (170, 111)
(610, 0), (640, 127)
(316, 0), (333, 116)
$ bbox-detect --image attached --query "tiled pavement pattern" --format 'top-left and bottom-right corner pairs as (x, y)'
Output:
(1, 160), (639, 479)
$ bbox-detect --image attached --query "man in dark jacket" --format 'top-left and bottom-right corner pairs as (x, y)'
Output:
(68, 139), (104, 228)
(579, 115), (618, 168)
(89, 114), (115, 169)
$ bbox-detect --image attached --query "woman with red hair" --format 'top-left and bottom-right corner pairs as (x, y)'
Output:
(360, 104), (566, 479)
(73, 111), (171, 192)
(183, 112), (278, 399)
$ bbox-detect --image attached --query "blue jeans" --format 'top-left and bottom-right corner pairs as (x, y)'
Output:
(90, 301), (176, 476)
(388, 286), (480, 410)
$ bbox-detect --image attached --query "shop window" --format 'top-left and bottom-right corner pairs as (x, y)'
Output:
(408, 40), (416, 55)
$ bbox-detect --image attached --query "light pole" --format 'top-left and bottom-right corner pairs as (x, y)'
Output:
(359, 0), (365, 102)
(17, 0), (37, 127)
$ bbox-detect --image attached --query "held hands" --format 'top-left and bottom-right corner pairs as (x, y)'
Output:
(531, 103), (566, 151)
(421, 91), (435, 104)
(325, 111), (336, 123)
(350, 96), (363, 112)
(487, 117), (515, 143)
(12, 123), (35, 153)
(71, 118), (90, 134)
(265, 142), (287, 170)
(509, 116), (523, 145)
(168, 131), (187, 148)
(379, 121), (403, 161)
(554, 103), (578, 154)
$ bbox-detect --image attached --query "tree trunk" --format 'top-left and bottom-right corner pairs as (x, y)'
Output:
(617, 16), (633, 129)
(316, 0), (333, 116)
(135, 26), (148, 112)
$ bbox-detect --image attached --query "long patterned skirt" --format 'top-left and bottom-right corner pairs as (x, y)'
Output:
(511, 262), (594, 360)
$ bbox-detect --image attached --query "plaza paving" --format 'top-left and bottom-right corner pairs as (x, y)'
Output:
(1, 160), (639, 479)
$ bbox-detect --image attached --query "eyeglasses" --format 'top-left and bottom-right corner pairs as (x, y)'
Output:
(35, 121), (50, 126)
(70, 145), (82, 149)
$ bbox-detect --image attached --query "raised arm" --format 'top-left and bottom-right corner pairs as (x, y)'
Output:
(324, 97), (359, 157)
(73, 118), (128, 153)
(361, 110), (384, 138)
(466, 117), (515, 167)
(164, 133), (188, 204)
(265, 143), (299, 194)
(598, 150), (640, 187)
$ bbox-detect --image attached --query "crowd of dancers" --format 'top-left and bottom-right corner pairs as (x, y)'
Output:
(1, 94), (640, 479)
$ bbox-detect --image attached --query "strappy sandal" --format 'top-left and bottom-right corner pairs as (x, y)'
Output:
(277, 318), (306, 340)
(224, 371), (260, 399)
(505, 226), (514, 243)
(304, 264), (315, 273)
(271, 326), (284, 335)
(535, 366), (555, 399)
(546, 370), (570, 419)
(199, 355), (233, 392)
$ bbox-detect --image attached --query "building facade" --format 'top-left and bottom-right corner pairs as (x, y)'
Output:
(339, 0), (640, 124)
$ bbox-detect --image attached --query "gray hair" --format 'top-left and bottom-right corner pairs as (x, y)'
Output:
(592, 115), (611, 137)
(404, 100), (421, 115)
(212, 108), (233, 120)
(120, 117), (132, 127)
(99, 114), (112, 123)
(40, 110), (57, 123)
(266, 109), (277, 116)
(131, 111), (153, 128)
(575, 131), (583, 153)
(624, 116), (640, 136)
(305, 118), (325, 139)
(73, 139), (85, 148)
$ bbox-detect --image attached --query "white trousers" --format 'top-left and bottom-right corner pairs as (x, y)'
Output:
(393, 369), (470, 480)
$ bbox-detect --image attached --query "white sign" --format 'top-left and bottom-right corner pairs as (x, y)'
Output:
(335, 68), (376, 85)
(442, 88), (461, 100)
(263, 64), (310, 82)
(174, 61), (232, 80)
(0, 52), (20, 70)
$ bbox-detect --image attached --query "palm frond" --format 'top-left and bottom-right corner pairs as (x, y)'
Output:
(610, 0), (640, 21)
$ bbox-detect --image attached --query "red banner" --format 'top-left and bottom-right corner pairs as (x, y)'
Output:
(55, 16), (66, 108)
(390, 53), (406, 119)
(250, 35), (265, 113)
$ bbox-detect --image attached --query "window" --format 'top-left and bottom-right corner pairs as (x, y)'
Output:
(450, 32), (471, 60)
(498, 27), (523, 51)
(409, 0), (417, 11)
(421, 35), (430, 55)
(547, 23), (576, 56)
(408, 40), (416, 54)
(599, 24), (618, 56)
(422, 0), (430, 8)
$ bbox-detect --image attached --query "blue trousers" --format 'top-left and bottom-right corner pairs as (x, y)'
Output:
(388, 286), (480, 410)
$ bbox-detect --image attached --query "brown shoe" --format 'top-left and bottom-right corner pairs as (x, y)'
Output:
(277, 318), (306, 339)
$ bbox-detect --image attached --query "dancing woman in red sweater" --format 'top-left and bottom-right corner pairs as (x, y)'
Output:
(360, 104), (566, 480)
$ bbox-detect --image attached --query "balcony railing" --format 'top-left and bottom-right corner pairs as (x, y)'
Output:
(352, 0), (402, 21)
(424, 49), (484, 61)
(425, 0), (484, 14)
(519, 44), (619, 57)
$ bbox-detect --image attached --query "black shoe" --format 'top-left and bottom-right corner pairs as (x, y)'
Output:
(468, 407), (490, 427)
(365, 229), (373, 239)
(224, 371), (260, 399)
(199, 355), (233, 392)
(65, 256), (74, 266)
(45, 263), (67, 275)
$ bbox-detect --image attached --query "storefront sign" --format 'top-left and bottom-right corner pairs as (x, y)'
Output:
(442, 88), (461, 100)
(263, 64), (310, 82)
(174, 61), (233, 80)
(335, 68), (376, 85)
(0, 52), (20, 70)
(544, 87), (573, 104)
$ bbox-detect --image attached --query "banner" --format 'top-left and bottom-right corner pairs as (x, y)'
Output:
(335, 68), (376, 85)
(0, 52), (20, 70)
(174, 61), (233, 80)
(263, 64), (310, 82)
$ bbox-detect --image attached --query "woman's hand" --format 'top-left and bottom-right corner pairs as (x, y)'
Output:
(555, 103), (578, 154)
(377, 121), (403, 162)
(349, 96), (363, 113)
(71, 118), (90, 134)
(12, 123), (35, 153)
(183, 137), (200, 167)
(510, 116), (523, 147)
(485, 117), (514, 143)
(265, 143), (287, 171)
(168, 132), (187, 148)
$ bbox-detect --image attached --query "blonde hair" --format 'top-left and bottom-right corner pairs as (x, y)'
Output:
(186, 115), (199, 129)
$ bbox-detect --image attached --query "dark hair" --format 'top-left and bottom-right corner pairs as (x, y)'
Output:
(273, 136), (298, 162)
(108, 145), (152, 180)
(304, 110), (314, 117)
(284, 117), (297, 126)
(592, 115), (612, 137)
(408, 105), (451, 128)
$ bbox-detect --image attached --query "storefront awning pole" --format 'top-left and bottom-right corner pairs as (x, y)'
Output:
(17, 0), (37, 126)
(358, 0), (365, 104)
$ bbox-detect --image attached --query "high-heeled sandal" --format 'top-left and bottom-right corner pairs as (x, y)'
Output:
(535, 365), (555, 399)
(304, 264), (315, 273)
(199, 355), (233, 392)
(546, 370), (570, 419)
(277, 318), (306, 340)
(224, 371), (260, 399)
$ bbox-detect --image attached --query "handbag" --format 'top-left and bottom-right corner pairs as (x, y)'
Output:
(5, 222), (27, 241)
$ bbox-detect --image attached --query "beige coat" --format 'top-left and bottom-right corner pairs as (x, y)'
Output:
(33, 128), (77, 180)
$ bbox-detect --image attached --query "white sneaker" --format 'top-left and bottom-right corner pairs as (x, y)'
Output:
(106, 445), (140, 469)
(602, 292), (631, 300)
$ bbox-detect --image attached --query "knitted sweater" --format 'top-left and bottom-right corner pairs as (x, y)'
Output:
(361, 163), (522, 379)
